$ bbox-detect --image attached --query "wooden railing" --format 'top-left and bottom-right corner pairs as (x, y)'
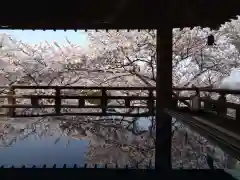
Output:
(173, 87), (240, 123)
(1, 86), (240, 119)
(0, 86), (156, 117)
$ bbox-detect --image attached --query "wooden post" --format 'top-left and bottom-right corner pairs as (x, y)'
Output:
(148, 89), (155, 115)
(78, 98), (85, 107)
(101, 88), (107, 115)
(7, 87), (15, 117)
(125, 98), (131, 108)
(190, 89), (201, 112)
(203, 95), (213, 112)
(217, 93), (227, 116)
(55, 87), (61, 115)
(155, 27), (172, 170)
(31, 97), (39, 107)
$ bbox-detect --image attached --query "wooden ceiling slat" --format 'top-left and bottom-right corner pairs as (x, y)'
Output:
(0, 0), (239, 29)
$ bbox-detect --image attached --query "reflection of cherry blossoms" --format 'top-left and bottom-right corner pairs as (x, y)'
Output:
(58, 115), (155, 168)
(0, 114), (239, 169)
(172, 122), (240, 169)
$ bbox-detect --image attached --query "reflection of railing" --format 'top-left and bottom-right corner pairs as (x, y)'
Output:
(0, 86), (156, 117)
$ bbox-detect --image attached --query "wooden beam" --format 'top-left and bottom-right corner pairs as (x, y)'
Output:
(0, 0), (238, 29)
(105, 0), (129, 24)
(155, 27), (173, 169)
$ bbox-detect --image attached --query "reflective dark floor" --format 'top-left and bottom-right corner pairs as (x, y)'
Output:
(0, 129), (88, 167)
(0, 116), (153, 168)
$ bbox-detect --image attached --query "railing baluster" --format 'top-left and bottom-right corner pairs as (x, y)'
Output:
(203, 95), (213, 111)
(217, 93), (227, 116)
(148, 90), (154, 115)
(101, 88), (107, 114)
(78, 97), (85, 107)
(125, 98), (131, 107)
(7, 87), (15, 117)
(55, 87), (61, 115)
(190, 88), (201, 112)
(31, 97), (39, 107)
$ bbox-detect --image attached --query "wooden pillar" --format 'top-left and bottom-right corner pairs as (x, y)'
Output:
(155, 27), (173, 170)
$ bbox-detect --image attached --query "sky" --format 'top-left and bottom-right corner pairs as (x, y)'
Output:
(0, 30), (89, 48)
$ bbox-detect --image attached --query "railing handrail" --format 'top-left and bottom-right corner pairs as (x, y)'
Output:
(173, 87), (240, 95)
(0, 85), (238, 95)
(0, 86), (156, 90)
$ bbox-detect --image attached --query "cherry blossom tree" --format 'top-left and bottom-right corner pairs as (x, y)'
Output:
(0, 33), (155, 168)
(85, 22), (240, 168)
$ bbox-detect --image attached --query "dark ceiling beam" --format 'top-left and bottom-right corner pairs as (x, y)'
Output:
(0, 0), (239, 29)
(104, 0), (129, 24)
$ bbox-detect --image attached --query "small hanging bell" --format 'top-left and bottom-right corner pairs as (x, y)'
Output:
(207, 34), (215, 46)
